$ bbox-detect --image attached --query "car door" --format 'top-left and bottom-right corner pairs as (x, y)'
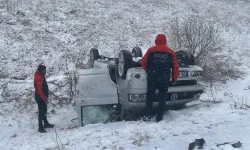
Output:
(75, 60), (118, 106)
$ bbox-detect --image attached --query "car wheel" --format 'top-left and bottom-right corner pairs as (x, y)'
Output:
(118, 50), (132, 79)
(175, 50), (195, 66)
(89, 48), (100, 67)
(132, 47), (143, 58)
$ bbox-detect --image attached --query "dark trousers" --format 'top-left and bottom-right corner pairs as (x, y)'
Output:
(36, 99), (48, 127)
(146, 72), (169, 118)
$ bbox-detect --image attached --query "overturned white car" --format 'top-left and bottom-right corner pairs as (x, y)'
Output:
(74, 47), (204, 126)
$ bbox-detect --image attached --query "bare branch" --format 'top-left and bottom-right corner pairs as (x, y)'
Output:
(168, 15), (244, 83)
(53, 126), (66, 150)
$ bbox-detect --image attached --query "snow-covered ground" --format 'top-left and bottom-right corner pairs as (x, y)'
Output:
(0, 78), (250, 150)
(1, 0), (250, 149)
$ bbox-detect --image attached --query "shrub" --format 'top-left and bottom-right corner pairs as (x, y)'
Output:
(168, 15), (244, 83)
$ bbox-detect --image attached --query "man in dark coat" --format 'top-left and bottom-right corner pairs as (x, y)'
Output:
(34, 64), (54, 133)
(141, 34), (179, 122)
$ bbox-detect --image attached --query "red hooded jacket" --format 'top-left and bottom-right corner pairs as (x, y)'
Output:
(141, 34), (179, 82)
(34, 72), (48, 103)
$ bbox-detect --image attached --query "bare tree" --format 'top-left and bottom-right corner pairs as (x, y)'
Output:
(168, 15), (244, 82)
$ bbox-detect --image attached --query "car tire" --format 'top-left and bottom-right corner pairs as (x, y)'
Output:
(132, 47), (143, 58)
(89, 48), (100, 67)
(175, 50), (195, 66)
(118, 50), (132, 79)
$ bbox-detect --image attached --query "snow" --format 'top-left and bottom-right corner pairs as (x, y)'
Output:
(1, 78), (250, 150)
(1, 0), (250, 149)
(1, 92), (250, 150)
(1, 0), (250, 78)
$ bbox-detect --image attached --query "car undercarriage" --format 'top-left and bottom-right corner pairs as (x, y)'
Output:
(74, 47), (204, 126)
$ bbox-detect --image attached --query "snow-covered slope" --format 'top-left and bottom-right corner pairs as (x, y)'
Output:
(0, 0), (250, 78)
(1, 83), (250, 150)
(0, 0), (250, 150)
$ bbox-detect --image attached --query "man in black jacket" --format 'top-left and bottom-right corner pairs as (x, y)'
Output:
(34, 64), (54, 133)
(141, 34), (179, 122)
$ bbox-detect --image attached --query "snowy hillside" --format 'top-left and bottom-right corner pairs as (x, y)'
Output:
(0, 0), (250, 150)
(0, 0), (250, 78)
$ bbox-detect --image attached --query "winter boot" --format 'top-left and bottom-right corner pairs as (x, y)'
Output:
(44, 120), (54, 128)
(142, 115), (151, 122)
(44, 123), (54, 128)
(38, 127), (47, 133)
(143, 107), (154, 122)
(38, 123), (47, 133)
(156, 115), (163, 122)
(156, 110), (164, 122)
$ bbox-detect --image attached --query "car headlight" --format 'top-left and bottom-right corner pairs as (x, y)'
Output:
(128, 94), (146, 102)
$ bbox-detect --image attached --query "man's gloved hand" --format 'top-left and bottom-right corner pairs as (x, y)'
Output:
(171, 81), (176, 85)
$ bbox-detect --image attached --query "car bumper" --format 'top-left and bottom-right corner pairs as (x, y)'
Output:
(168, 85), (204, 93)
(127, 84), (204, 94)
(122, 85), (203, 110)
(123, 97), (199, 110)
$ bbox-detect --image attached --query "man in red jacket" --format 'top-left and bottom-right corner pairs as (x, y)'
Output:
(141, 34), (179, 122)
(34, 64), (54, 133)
